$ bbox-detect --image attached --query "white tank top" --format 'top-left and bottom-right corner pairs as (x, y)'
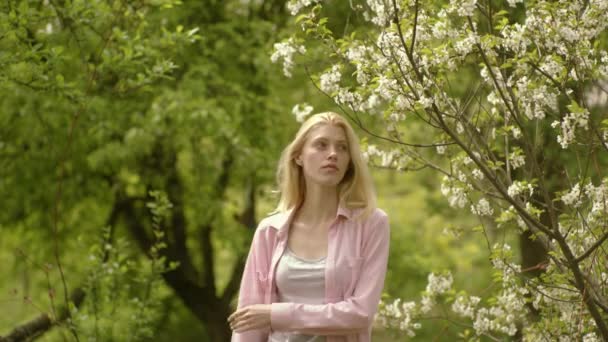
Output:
(268, 247), (327, 342)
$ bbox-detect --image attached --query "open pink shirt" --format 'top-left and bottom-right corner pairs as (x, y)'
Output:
(231, 206), (390, 342)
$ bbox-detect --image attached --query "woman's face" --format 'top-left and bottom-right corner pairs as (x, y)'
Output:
(296, 123), (351, 188)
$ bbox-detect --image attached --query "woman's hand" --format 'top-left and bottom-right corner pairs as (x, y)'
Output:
(228, 304), (272, 333)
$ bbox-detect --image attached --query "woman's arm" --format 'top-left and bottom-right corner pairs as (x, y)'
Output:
(231, 226), (272, 342)
(270, 213), (390, 335)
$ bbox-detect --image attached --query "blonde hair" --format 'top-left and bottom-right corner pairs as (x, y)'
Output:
(273, 112), (376, 220)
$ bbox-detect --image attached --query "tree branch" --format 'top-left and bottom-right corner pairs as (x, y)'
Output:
(575, 232), (608, 263)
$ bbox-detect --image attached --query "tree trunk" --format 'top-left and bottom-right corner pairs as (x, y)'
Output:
(204, 300), (233, 342)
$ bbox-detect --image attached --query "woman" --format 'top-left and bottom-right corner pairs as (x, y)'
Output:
(229, 112), (390, 342)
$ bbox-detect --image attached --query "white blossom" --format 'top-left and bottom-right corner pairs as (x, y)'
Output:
(375, 75), (398, 100)
(420, 295), (434, 314)
(376, 298), (421, 337)
(335, 88), (363, 109)
(291, 103), (313, 122)
(456, 122), (464, 134)
(471, 198), (494, 216)
(365, 0), (398, 26)
(389, 112), (406, 122)
(319, 65), (341, 93)
(561, 183), (582, 208)
(286, 0), (321, 16)
(506, 0), (523, 7)
(441, 176), (468, 208)
(555, 106), (590, 149)
(539, 57), (565, 80)
(507, 181), (525, 197)
(418, 95), (433, 108)
(509, 152), (525, 170)
(270, 38), (306, 77)
(426, 272), (453, 295)
(452, 295), (481, 318)
(501, 23), (528, 54)
(471, 168), (483, 180)
(450, 0), (477, 17)
(583, 333), (601, 342)
(432, 20), (449, 39)
(512, 127), (522, 139)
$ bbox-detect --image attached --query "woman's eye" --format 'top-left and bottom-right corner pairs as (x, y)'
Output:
(339, 145), (348, 151)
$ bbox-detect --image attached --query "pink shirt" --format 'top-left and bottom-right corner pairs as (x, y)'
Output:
(231, 205), (390, 342)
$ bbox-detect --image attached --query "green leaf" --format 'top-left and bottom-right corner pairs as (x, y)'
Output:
(55, 74), (64, 87)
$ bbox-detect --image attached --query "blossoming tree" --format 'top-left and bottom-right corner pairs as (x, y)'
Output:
(273, 0), (608, 340)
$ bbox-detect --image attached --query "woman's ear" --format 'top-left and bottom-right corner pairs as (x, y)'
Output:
(295, 157), (302, 166)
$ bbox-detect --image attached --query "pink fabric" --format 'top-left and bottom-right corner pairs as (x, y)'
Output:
(231, 206), (390, 342)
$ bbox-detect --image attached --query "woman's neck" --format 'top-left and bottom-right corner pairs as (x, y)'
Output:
(296, 184), (339, 226)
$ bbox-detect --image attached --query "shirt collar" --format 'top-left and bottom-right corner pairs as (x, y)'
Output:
(268, 205), (353, 233)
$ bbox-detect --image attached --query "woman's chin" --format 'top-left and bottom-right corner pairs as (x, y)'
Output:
(310, 175), (344, 187)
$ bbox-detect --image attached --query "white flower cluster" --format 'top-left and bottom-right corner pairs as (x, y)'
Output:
(472, 168), (484, 180)
(552, 107), (590, 149)
(508, 151), (525, 170)
(291, 103), (313, 123)
(376, 298), (421, 337)
(270, 38), (306, 77)
(515, 77), (559, 121)
(449, 0), (477, 17)
(286, 0), (321, 16)
(364, 0), (399, 26)
(374, 31), (401, 70)
(441, 176), (468, 208)
(345, 44), (373, 85)
(561, 183), (582, 208)
(319, 64), (341, 94)
(490, 244), (518, 274)
(374, 75), (399, 102)
(501, 23), (528, 55)
(512, 127), (522, 139)
(473, 296), (523, 336)
(363, 144), (410, 170)
(453, 31), (480, 57)
(451, 295), (481, 319)
(528, 281), (599, 339)
(469, 244), (528, 337)
(584, 180), (608, 223)
(507, 180), (534, 199)
(471, 198), (494, 216)
(417, 95), (434, 109)
(539, 56), (565, 80)
(506, 0), (524, 8)
(480, 65), (506, 88)
(426, 272), (453, 295)
(561, 222), (599, 257)
(335, 88), (363, 109)
(420, 272), (453, 313)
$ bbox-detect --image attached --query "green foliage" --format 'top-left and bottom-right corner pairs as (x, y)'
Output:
(0, 0), (301, 340)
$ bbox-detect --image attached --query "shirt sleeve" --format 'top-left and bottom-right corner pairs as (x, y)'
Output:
(269, 211), (390, 335)
(231, 225), (272, 342)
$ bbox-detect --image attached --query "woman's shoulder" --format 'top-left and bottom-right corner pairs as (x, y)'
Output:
(256, 210), (291, 231)
(351, 206), (388, 223)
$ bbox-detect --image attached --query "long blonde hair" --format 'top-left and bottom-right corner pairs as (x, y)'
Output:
(273, 112), (376, 220)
